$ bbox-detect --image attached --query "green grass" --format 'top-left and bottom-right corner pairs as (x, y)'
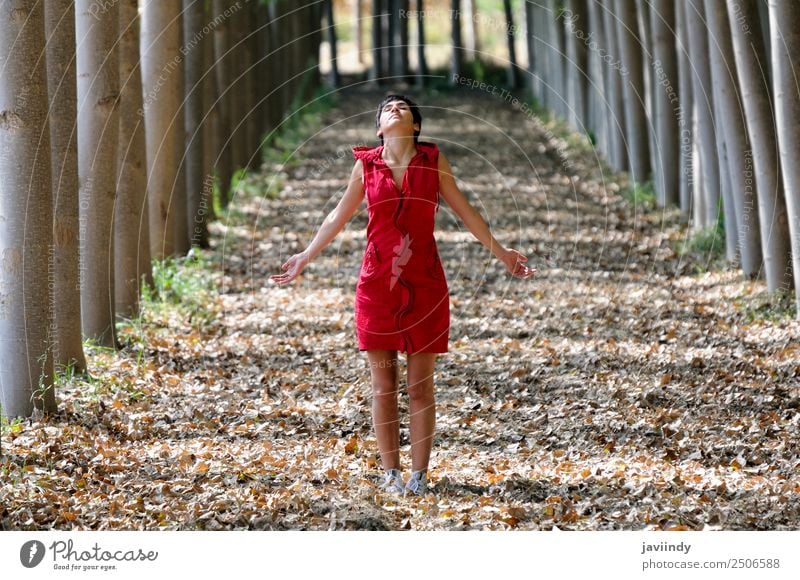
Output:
(622, 181), (657, 211)
(138, 249), (219, 332)
(734, 289), (797, 323)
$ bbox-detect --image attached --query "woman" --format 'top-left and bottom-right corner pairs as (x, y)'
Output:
(271, 94), (536, 497)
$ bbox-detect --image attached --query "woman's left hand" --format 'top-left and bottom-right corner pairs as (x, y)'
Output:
(500, 248), (537, 279)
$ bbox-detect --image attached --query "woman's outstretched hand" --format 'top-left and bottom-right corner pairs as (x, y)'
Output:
(270, 251), (310, 285)
(500, 248), (537, 279)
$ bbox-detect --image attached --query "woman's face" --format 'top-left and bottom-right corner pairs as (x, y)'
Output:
(378, 100), (419, 139)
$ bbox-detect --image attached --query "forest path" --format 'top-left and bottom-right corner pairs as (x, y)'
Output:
(3, 84), (797, 531)
(212, 84), (798, 529)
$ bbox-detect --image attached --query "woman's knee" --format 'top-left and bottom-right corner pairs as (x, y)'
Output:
(406, 373), (434, 401)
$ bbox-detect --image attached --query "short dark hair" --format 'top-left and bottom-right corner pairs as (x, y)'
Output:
(375, 94), (422, 144)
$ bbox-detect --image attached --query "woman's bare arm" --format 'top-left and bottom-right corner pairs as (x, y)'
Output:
(270, 160), (365, 285)
(438, 151), (536, 279)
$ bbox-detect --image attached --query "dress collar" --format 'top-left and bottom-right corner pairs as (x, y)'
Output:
(353, 141), (438, 163)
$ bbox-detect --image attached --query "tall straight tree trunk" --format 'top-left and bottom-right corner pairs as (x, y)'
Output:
(200, 0), (219, 249)
(183, 0), (207, 248)
(450, 0), (463, 83)
(370, 0), (384, 83)
(116, 0), (151, 320)
(674, 0), (694, 217)
(173, 11), (189, 257)
(614, 0), (650, 184)
(685, 0), (720, 228)
(551, 0), (567, 118)
(76, 0), (120, 348)
(601, 0), (628, 172)
(504, 0), (520, 89)
(45, 0), (87, 373)
(728, 0), (791, 291)
(355, 0), (363, 65)
(229, 3), (246, 177)
(415, 0), (428, 89)
(650, 0), (679, 207)
(0, 0), (56, 418)
(705, 0), (763, 276)
(464, 0), (480, 57)
(769, 0), (800, 311)
(524, 0), (539, 102)
(564, 0), (588, 131)
(141, 0), (181, 260)
(212, 0), (234, 208)
(635, 0), (658, 187)
(585, 0), (609, 158)
(325, 0), (341, 88)
(387, 0), (398, 76)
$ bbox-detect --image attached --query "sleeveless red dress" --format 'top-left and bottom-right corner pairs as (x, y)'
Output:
(352, 141), (449, 354)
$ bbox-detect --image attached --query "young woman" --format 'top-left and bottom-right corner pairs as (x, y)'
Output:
(270, 94), (536, 497)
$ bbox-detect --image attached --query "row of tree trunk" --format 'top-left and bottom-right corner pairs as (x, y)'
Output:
(0, 0), (325, 419)
(524, 0), (800, 308)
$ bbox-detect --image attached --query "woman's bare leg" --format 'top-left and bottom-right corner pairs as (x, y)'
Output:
(366, 349), (401, 470)
(406, 351), (438, 471)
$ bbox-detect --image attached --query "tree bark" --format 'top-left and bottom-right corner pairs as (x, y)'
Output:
(705, 0), (763, 276)
(415, 0), (428, 89)
(769, 0), (800, 310)
(613, 0), (650, 183)
(674, 0), (694, 217)
(141, 0), (181, 259)
(44, 0), (87, 373)
(585, 0), (609, 158)
(504, 0), (521, 89)
(116, 0), (152, 320)
(650, 0), (679, 207)
(685, 0), (720, 228)
(0, 0), (56, 418)
(564, 0), (589, 131)
(450, 0), (463, 83)
(76, 0), (120, 347)
(600, 0), (628, 172)
(728, 0), (791, 291)
(212, 0), (234, 208)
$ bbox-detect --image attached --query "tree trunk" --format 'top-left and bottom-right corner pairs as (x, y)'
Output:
(173, 9), (189, 257)
(44, 0), (87, 373)
(355, 0), (363, 65)
(141, 0), (181, 259)
(564, 0), (589, 132)
(650, 0), (679, 207)
(674, 0), (694, 218)
(0, 0), (55, 418)
(614, 0), (650, 183)
(415, 0), (428, 89)
(450, 0), (463, 83)
(585, 0), (609, 159)
(116, 0), (152, 320)
(463, 0), (479, 57)
(76, 0), (120, 348)
(212, 0), (234, 208)
(551, 0), (567, 118)
(635, 0), (658, 187)
(325, 0), (341, 87)
(769, 0), (800, 310)
(182, 0), (207, 249)
(504, 0), (520, 89)
(600, 0), (628, 172)
(370, 0), (384, 82)
(728, 0), (791, 291)
(524, 0), (540, 103)
(705, 0), (763, 276)
(202, 0), (219, 242)
(685, 0), (720, 228)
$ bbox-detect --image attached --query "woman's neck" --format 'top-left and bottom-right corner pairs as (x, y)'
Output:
(381, 134), (417, 162)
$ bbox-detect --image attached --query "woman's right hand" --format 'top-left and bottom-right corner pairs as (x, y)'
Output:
(270, 251), (310, 285)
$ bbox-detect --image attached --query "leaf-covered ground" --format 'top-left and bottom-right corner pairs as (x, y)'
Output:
(2, 83), (799, 531)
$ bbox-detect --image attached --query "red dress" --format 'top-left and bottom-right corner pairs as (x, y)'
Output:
(352, 141), (449, 354)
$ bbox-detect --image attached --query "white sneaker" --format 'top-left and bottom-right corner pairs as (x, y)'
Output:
(404, 469), (429, 496)
(380, 468), (405, 495)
